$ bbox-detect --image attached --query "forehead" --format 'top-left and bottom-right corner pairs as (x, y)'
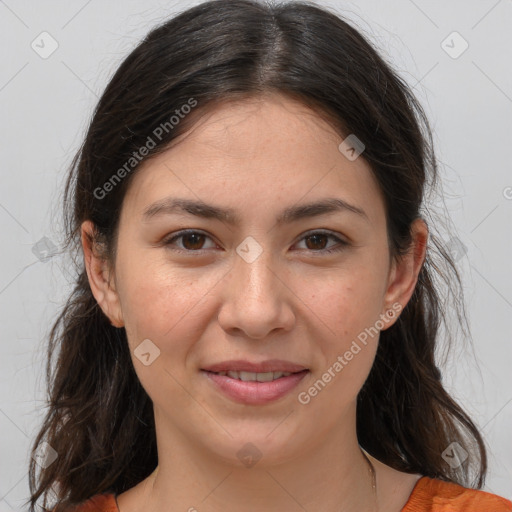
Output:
(121, 94), (386, 228)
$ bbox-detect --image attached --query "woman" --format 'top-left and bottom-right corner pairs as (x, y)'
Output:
(28, 1), (512, 511)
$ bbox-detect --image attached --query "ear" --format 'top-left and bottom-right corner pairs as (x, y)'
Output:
(380, 217), (428, 330)
(81, 220), (124, 328)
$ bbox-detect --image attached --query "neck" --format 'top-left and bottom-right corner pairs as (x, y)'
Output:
(140, 406), (378, 512)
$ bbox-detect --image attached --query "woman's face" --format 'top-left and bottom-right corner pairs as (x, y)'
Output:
(84, 93), (425, 466)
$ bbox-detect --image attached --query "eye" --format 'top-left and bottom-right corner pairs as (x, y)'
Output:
(162, 229), (348, 255)
(293, 230), (349, 254)
(162, 230), (218, 252)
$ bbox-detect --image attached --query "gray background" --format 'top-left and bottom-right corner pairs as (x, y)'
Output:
(0, 0), (511, 509)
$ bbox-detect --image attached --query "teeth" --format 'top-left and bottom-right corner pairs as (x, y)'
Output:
(263, 371), (292, 381)
(216, 370), (293, 381)
(256, 372), (276, 382)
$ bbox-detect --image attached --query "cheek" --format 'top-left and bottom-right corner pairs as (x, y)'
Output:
(307, 266), (386, 338)
(116, 261), (221, 403)
(117, 258), (219, 350)
(301, 266), (385, 385)
(303, 304), (380, 411)
(294, 286), (382, 417)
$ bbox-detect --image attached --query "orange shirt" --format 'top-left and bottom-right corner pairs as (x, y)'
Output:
(64, 476), (512, 511)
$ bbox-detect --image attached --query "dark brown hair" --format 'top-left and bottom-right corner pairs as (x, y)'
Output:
(28, 0), (487, 510)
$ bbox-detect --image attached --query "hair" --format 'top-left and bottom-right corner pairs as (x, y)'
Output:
(28, 0), (488, 510)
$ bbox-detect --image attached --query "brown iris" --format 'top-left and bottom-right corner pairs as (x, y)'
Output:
(181, 233), (206, 250)
(304, 234), (329, 251)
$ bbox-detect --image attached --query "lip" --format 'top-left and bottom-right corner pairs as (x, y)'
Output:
(201, 359), (308, 373)
(202, 369), (309, 405)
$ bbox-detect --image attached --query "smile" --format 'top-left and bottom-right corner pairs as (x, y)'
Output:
(202, 369), (309, 405)
(211, 370), (294, 381)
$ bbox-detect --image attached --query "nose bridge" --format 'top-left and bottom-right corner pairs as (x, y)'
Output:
(217, 239), (294, 338)
(233, 241), (280, 307)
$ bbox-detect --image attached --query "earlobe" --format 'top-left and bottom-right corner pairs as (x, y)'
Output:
(81, 220), (124, 328)
(381, 218), (428, 328)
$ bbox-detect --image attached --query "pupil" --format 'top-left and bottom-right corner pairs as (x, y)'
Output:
(306, 234), (327, 250)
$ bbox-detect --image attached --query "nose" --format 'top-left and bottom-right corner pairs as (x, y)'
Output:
(216, 248), (295, 340)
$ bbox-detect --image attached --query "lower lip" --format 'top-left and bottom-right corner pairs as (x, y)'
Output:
(202, 370), (309, 405)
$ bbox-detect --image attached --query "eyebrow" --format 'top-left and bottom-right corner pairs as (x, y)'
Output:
(142, 196), (369, 225)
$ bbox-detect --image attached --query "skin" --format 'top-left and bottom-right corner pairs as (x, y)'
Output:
(82, 93), (428, 512)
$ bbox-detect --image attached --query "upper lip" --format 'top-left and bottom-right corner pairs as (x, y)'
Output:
(202, 360), (308, 373)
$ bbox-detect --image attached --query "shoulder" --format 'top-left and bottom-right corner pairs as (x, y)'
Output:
(403, 476), (512, 512)
(51, 493), (118, 512)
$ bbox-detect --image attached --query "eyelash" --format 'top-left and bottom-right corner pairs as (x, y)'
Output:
(162, 229), (349, 255)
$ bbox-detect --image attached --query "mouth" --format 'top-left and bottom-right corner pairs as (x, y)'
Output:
(201, 359), (308, 374)
(201, 365), (309, 405)
(203, 369), (306, 382)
